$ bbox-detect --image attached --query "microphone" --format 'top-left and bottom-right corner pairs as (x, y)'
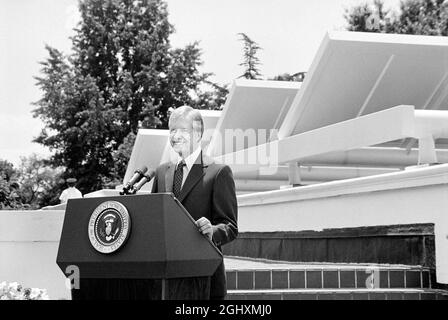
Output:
(130, 169), (156, 194)
(120, 166), (148, 195)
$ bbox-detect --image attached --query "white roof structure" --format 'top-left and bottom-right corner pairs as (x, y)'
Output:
(207, 79), (301, 157)
(279, 31), (448, 138)
(214, 31), (448, 192)
(123, 129), (169, 184)
(126, 31), (448, 194)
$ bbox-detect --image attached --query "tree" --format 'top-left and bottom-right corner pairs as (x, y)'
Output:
(0, 159), (16, 182)
(237, 33), (263, 80)
(104, 131), (137, 189)
(0, 157), (65, 209)
(192, 81), (230, 110)
(0, 159), (21, 209)
(344, 0), (392, 32)
(345, 0), (448, 35)
(33, 0), (219, 194)
(0, 178), (19, 210)
(270, 72), (307, 82)
(16, 154), (64, 209)
(393, 0), (448, 35)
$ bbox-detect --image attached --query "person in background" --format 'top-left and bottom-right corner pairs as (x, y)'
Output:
(59, 178), (83, 203)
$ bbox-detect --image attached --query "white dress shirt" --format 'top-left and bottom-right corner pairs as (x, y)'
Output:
(176, 146), (202, 188)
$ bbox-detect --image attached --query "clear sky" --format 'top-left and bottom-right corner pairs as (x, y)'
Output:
(0, 0), (401, 166)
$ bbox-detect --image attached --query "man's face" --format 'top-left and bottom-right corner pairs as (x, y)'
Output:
(169, 117), (198, 158)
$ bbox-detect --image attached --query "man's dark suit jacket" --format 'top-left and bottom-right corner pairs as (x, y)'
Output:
(151, 151), (238, 299)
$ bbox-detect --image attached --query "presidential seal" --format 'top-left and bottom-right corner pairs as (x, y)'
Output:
(88, 201), (131, 254)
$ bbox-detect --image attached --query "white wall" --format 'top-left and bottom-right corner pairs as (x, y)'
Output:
(237, 163), (448, 283)
(0, 210), (70, 300)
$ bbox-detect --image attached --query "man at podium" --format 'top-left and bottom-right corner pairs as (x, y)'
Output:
(151, 106), (238, 300)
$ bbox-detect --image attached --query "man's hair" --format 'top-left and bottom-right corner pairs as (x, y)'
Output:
(169, 105), (204, 137)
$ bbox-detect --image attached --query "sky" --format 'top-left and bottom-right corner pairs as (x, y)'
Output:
(0, 0), (401, 166)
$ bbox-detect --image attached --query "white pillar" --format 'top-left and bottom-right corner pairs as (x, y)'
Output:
(418, 136), (438, 165)
(287, 162), (301, 186)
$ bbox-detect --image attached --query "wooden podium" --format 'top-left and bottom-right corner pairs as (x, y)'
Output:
(56, 193), (222, 300)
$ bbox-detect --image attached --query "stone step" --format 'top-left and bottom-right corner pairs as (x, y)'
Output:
(224, 256), (432, 291)
(226, 288), (448, 300)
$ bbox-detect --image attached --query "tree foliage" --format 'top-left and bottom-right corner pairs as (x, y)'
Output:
(393, 0), (448, 35)
(16, 154), (65, 209)
(104, 131), (137, 189)
(0, 160), (21, 209)
(192, 81), (230, 110)
(237, 33), (263, 80)
(345, 0), (448, 35)
(0, 157), (63, 209)
(270, 72), (307, 82)
(33, 0), (222, 194)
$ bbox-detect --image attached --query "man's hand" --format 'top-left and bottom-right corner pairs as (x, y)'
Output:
(196, 217), (213, 241)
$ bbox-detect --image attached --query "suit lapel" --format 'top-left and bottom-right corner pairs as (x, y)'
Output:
(164, 162), (176, 193)
(177, 152), (208, 203)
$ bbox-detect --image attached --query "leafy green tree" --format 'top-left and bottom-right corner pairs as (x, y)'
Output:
(105, 131), (137, 188)
(16, 154), (64, 209)
(0, 159), (21, 209)
(192, 81), (230, 110)
(0, 159), (16, 182)
(237, 33), (263, 80)
(393, 0), (448, 35)
(345, 0), (448, 35)
(0, 179), (19, 210)
(33, 0), (220, 194)
(0, 157), (65, 209)
(270, 72), (307, 82)
(344, 0), (392, 32)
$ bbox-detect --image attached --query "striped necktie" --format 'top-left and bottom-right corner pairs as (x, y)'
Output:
(173, 160), (186, 198)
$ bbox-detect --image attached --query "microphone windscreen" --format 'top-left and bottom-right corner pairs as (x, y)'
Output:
(135, 166), (148, 174)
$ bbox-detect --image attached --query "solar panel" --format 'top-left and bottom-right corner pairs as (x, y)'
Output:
(207, 79), (301, 156)
(279, 31), (448, 138)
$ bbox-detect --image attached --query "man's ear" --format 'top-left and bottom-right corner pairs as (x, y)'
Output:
(194, 130), (202, 143)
